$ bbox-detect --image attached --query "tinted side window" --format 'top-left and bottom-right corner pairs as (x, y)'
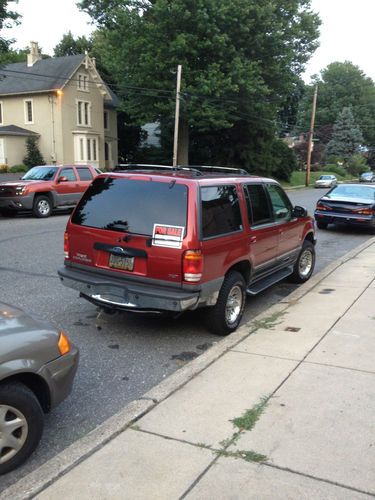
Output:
(201, 185), (242, 238)
(245, 184), (272, 226)
(266, 184), (292, 221)
(77, 167), (93, 181)
(60, 168), (77, 181)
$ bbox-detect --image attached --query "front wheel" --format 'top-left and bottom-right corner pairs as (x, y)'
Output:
(0, 382), (44, 475)
(205, 271), (246, 336)
(288, 240), (315, 284)
(33, 195), (52, 218)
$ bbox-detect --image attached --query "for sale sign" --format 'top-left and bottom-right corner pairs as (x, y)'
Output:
(152, 224), (185, 249)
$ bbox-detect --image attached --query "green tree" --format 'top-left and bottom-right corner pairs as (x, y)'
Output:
(53, 31), (93, 57)
(326, 107), (363, 164)
(0, 0), (20, 65)
(23, 137), (45, 168)
(296, 62), (375, 148)
(80, 0), (320, 174)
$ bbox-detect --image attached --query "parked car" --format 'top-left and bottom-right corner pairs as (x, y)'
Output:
(58, 165), (316, 336)
(314, 183), (375, 232)
(0, 164), (101, 218)
(359, 171), (375, 183)
(0, 302), (78, 474)
(314, 174), (337, 188)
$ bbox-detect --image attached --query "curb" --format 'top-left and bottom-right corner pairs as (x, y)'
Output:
(2, 236), (375, 500)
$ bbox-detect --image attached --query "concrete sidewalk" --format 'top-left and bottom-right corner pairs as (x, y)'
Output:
(3, 239), (375, 499)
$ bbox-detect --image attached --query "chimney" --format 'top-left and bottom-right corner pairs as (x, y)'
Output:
(27, 41), (41, 67)
(91, 57), (96, 68)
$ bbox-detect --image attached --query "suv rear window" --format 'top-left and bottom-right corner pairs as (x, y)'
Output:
(71, 176), (188, 235)
(201, 185), (242, 238)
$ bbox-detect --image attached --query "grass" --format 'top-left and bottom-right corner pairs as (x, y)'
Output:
(280, 169), (357, 188)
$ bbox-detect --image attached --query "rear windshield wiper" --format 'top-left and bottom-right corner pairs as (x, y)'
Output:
(104, 221), (129, 231)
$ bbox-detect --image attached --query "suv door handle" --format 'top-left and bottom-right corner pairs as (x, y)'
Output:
(249, 236), (257, 243)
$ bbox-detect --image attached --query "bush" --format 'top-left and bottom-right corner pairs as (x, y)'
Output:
(9, 164), (28, 173)
(23, 137), (45, 168)
(347, 154), (368, 176)
(0, 164), (9, 173)
(324, 164), (346, 177)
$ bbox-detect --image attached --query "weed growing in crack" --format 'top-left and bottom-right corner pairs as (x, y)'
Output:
(232, 396), (269, 432)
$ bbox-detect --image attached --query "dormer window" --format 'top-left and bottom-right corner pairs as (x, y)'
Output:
(78, 73), (89, 92)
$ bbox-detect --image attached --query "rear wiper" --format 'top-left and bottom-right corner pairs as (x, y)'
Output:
(104, 220), (129, 231)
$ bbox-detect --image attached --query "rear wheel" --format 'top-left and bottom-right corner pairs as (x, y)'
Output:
(0, 382), (44, 475)
(288, 240), (315, 284)
(316, 221), (328, 230)
(33, 196), (52, 218)
(205, 271), (246, 336)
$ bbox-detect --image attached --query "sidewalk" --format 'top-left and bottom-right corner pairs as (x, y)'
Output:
(3, 239), (375, 500)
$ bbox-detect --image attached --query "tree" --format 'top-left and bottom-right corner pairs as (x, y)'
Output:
(0, 0), (20, 65)
(54, 31), (93, 57)
(79, 0), (320, 174)
(23, 137), (45, 168)
(326, 107), (363, 164)
(296, 62), (375, 148)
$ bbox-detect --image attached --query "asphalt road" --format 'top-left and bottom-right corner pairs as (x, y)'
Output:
(0, 187), (372, 490)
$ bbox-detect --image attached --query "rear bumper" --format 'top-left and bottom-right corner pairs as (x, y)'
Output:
(58, 266), (222, 313)
(0, 195), (34, 211)
(40, 345), (79, 409)
(314, 211), (375, 228)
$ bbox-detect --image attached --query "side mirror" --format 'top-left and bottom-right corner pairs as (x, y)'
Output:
(292, 205), (307, 218)
(58, 176), (68, 183)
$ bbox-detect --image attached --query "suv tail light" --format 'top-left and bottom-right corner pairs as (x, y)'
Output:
(183, 250), (203, 282)
(64, 231), (70, 259)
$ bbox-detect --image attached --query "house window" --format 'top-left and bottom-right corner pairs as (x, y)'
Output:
(74, 134), (98, 164)
(78, 73), (89, 91)
(0, 102), (3, 125)
(104, 111), (109, 130)
(24, 100), (33, 124)
(77, 100), (91, 126)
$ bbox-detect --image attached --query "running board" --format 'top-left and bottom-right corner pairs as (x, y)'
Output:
(246, 266), (293, 296)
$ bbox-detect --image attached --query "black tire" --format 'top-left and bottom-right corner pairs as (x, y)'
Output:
(316, 221), (328, 230)
(0, 209), (17, 217)
(0, 381), (44, 475)
(33, 195), (52, 218)
(205, 271), (246, 336)
(288, 240), (315, 284)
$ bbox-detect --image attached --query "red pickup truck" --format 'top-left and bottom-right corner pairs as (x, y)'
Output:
(0, 164), (100, 218)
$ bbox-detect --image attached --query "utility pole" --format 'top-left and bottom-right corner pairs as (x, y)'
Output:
(173, 65), (182, 167)
(305, 85), (318, 187)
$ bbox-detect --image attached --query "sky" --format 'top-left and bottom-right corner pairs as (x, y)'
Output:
(3, 0), (375, 83)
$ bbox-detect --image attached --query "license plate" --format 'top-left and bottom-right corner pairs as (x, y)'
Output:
(109, 254), (134, 271)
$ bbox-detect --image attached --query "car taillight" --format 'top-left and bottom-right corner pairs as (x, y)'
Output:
(64, 231), (70, 259)
(183, 250), (203, 282)
(356, 207), (373, 215)
(316, 203), (332, 211)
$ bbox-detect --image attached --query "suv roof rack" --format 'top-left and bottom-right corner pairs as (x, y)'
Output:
(113, 164), (248, 176)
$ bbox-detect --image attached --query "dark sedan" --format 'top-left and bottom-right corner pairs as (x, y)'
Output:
(314, 184), (375, 232)
(0, 303), (78, 475)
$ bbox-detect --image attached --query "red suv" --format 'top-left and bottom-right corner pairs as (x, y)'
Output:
(58, 166), (316, 335)
(0, 164), (100, 218)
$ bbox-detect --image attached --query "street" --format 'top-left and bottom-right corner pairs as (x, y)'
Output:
(0, 187), (373, 490)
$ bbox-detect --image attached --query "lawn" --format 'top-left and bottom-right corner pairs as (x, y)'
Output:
(280, 170), (356, 188)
